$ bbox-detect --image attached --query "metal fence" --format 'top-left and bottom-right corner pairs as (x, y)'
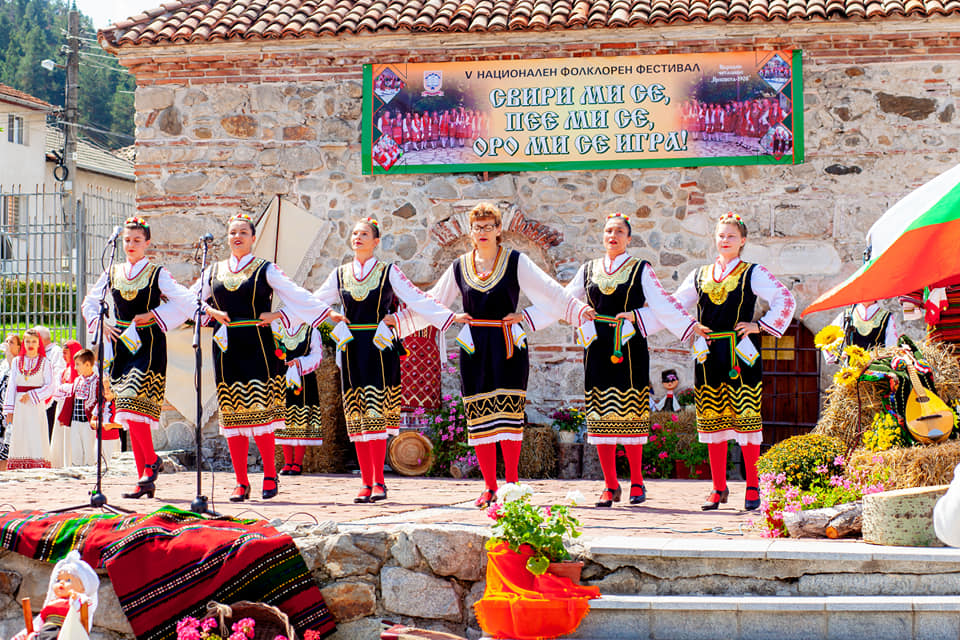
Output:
(0, 187), (133, 344)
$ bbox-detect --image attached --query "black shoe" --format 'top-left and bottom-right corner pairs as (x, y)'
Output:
(629, 483), (646, 505)
(122, 482), (155, 499)
(262, 476), (279, 500)
(279, 464), (293, 476)
(595, 485), (622, 508)
(474, 489), (495, 509)
(701, 487), (729, 511)
(744, 485), (761, 511)
(229, 484), (251, 502)
(371, 482), (387, 502)
(138, 457), (164, 485)
(354, 485), (373, 504)
(289, 463), (302, 476)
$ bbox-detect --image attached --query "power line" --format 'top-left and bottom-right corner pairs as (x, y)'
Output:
(79, 61), (131, 76)
(56, 119), (134, 141)
(79, 50), (121, 62)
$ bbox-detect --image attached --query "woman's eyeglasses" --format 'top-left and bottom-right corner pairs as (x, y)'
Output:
(471, 224), (498, 233)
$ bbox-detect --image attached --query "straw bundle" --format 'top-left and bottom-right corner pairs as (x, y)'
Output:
(518, 426), (558, 479)
(849, 440), (960, 489)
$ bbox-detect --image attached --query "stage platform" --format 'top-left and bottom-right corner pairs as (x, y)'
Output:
(0, 452), (760, 539)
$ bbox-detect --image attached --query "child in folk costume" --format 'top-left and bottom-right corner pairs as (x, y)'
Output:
(552, 213), (703, 507)
(313, 217), (455, 503)
(672, 213), (795, 511)
(3, 328), (54, 469)
(53, 348), (99, 467)
(821, 301), (899, 364)
(427, 203), (593, 508)
(82, 217), (195, 499)
(191, 213), (342, 502)
(49, 340), (83, 468)
(272, 320), (325, 476)
(14, 550), (99, 640)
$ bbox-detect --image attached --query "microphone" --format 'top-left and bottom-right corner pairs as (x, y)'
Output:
(200, 233), (214, 244)
(107, 226), (122, 243)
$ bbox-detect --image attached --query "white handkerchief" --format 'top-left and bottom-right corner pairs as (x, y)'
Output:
(511, 324), (527, 349)
(373, 321), (394, 351)
(285, 363), (302, 390)
(101, 339), (114, 369)
(576, 321), (597, 349)
(619, 319), (636, 346)
(736, 336), (760, 366)
(213, 324), (229, 351)
(456, 325), (475, 354)
(119, 323), (142, 354)
(331, 321), (353, 352)
(693, 336), (709, 363)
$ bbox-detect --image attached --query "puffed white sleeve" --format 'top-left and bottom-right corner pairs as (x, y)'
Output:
(672, 268), (700, 314)
(30, 359), (55, 406)
(291, 326), (324, 376)
(751, 265), (797, 339)
(517, 254), (589, 331)
(187, 267), (216, 325)
(390, 265), (455, 338)
(312, 268), (341, 308)
(151, 267), (197, 332)
(635, 264), (696, 341)
(266, 263), (331, 329)
(81, 270), (110, 338)
(426, 263), (461, 310)
(522, 263), (587, 332)
(2, 367), (16, 413)
(935, 463), (960, 547)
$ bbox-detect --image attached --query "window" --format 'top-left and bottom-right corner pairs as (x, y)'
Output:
(1, 195), (20, 228)
(6, 115), (24, 144)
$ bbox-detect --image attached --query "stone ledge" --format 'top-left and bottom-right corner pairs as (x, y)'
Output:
(588, 594), (960, 612)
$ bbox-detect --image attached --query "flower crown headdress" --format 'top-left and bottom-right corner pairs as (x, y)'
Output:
(718, 212), (744, 224)
(229, 213), (254, 223)
(606, 213), (631, 222)
(360, 217), (380, 228)
(125, 216), (149, 228)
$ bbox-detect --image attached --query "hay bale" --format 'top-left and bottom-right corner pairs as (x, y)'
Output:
(518, 426), (558, 479)
(651, 409), (698, 447)
(849, 441), (960, 490)
(814, 339), (960, 450)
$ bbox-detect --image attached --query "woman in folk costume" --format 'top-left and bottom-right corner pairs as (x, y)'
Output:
(673, 213), (795, 511)
(0, 333), (22, 470)
(557, 213), (705, 507)
(272, 319), (324, 476)
(2, 328), (54, 469)
(821, 301), (899, 365)
(191, 213), (342, 502)
(428, 202), (594, 508)
(82, 217), (194, 499)
(313, 217), (455, 504)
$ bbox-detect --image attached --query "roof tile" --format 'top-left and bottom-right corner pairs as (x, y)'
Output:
(97, 0), (960, 47)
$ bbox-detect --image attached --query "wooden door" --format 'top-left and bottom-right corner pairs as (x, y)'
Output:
(760, 320), (820, 446)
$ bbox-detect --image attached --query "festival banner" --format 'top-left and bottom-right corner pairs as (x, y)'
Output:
(362, 50), (802, 175)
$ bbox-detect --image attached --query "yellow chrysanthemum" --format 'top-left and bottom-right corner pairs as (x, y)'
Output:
(833, 366), (861, 388)
(815, 325), (843, 349)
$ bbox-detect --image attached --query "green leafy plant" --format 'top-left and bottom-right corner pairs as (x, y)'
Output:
(486, 484), (586, 575)
(676, 388), (695, 406)
(756, 433), (846, 491)
(674, 438), (709, 475)
(421, 392), (473, 477)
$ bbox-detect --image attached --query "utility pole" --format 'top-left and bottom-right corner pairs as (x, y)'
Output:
(64, 3), (79, 218)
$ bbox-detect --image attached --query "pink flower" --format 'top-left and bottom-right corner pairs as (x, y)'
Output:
(232, 619), (255, 639)
(649, 435), (658, 442)
(543, 506), (552, 517)
(228, 633), (247, 640)
(443, 394), (452, 401)
(273, 636), (289, 640)
(201, 619), (218, 632)
(801, 494), (816, 505)
(658, 451), (668, 459)
(651, 423), (662, 430)
(486, 504), (502, 520)
(305, 631), (324, 640)
(670, 414), (678, 422)
(833, 455), (846, 466)
(829, 475), (843, 486)
(178, 619), (200, 634)
(815, 465), (828, 474)
(413, 407), (426, 416)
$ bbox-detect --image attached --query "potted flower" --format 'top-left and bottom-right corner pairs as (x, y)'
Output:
(674, 438), (710, 479)
(550, 406), (585, 443)
(486, 483), (587, 578)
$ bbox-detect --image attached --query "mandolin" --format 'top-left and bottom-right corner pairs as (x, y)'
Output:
(903, 351), (954, 444)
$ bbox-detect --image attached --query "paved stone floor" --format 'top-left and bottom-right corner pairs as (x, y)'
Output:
(0, 454), (769, 539)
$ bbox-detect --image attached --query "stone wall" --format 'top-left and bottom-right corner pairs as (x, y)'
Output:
(114, 18), (960, 423)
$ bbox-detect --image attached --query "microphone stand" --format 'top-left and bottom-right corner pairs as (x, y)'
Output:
(50, 230), (131, 515)
(190, 235), (218, 516)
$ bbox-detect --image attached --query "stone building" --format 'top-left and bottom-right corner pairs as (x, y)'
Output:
(97, 0), (960, 438)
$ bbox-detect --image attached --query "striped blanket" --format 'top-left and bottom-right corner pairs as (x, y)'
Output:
(0, 507), (336, 640)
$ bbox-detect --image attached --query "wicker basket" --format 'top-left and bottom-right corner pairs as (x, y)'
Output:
(205, 601), (297, 640)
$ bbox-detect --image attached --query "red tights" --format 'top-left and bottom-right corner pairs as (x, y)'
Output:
(596, 444), (645, 495)
(474, 440), (523, 492)
(354, 438), (388, 489)
(227, 433), (277, 486)
(282, 445), (307, 466)
(127, 420), (158, 481)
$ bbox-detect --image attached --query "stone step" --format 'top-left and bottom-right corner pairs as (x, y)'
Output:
(583, 536), (960, 597)
(567, 595), (960, 640)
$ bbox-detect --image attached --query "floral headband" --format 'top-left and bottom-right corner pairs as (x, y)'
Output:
(719, 213), (744, 224)
(229, 213), (254, 223)
(125, 216), (149, 228)
(606, 213), (631, 222)
(360, 217), (380, 228)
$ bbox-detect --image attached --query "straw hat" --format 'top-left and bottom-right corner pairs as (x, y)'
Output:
(387, 432), (433, 476)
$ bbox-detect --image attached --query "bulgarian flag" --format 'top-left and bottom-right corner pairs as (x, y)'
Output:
(803, 164), (960, 317)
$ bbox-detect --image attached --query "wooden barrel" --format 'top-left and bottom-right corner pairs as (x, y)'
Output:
(387, 431), (434, 476)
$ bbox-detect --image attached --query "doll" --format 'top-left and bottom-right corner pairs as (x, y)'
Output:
(16, 550), (99, 640)
(653, 369), (683, 413)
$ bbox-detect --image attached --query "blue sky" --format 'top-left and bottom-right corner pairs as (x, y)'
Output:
(75, 0), (163, 29)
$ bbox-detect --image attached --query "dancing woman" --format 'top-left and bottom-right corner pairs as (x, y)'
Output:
(672, 213), (795, 511)
(429, 202), (593, 508)
(82, 217), (195, 498)
(313, 217), (455, 503)
(192, 213), (342, 502)
(562, 213), (706, 507)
